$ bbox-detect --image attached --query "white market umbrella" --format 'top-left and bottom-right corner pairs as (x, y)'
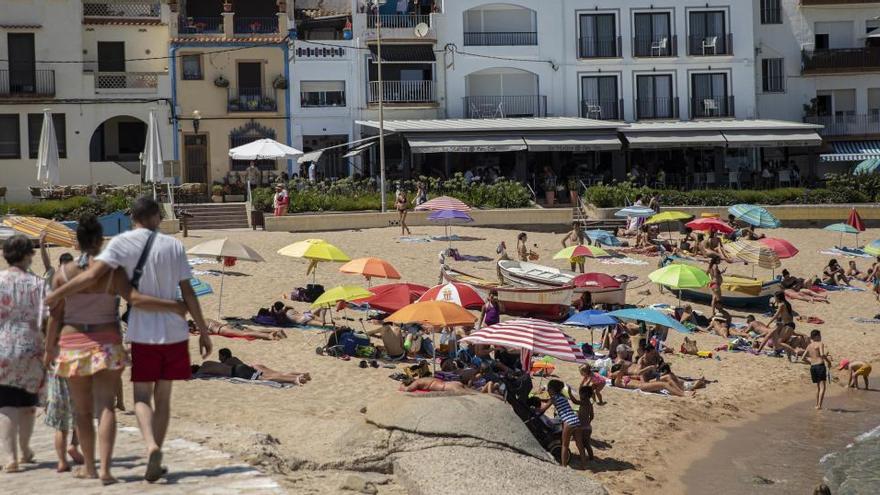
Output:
(228, 138), (303, 160)
(36, 109), (60, 187)
(186, 238), (264, 318)
(142, 109), (167, 200)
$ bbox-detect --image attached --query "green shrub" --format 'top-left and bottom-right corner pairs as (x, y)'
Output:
(0, 193), (133, 220)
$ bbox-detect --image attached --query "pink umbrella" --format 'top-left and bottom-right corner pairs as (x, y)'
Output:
(414, 195), (471, 212)
(685, 217), (734, 234)
(417, 282), (483, 309)
(461, 318), (587, 369)
(758, 238), (799, 259)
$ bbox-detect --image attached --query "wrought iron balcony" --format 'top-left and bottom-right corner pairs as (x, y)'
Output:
(463, 32), (538, 46)
(633, 35), (677, 57)
(464, 95), (547, 118)
(802, 47), (880, 73)
(178, 15), (223, 34)
(95, 72), (160, 91)
(578, 36), (622, 58)
(367, 14), (430, 29)
(691, 96), (735, 118)
(634, 96), (679, 120)
(233, 16), (279, 34)
(581, 99), (624, 120)
(228, 88), (277, 112)
(686, 33), (733, 56)
(0, 70), (55, 97)
(368, 80), (435, 104)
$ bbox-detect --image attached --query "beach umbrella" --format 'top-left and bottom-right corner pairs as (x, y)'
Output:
(729, 204), (781, 229)
(311, 285), (372, 309)
(417, 282), (484, 309)
(614, 206), (655, 218)
(725, 240), (781, 276)
(847, 208), (866, 248)
(385, 300), (476, 327)
(461, 318), (587, 371)
(607, 308), (691, 334)
(649, 264), (710, 305)
(228, 138), (303, 161)
(2, 216), (77, 248)
(36, 109), (60, 187)
(585, 229), (621, 247)
(355, 283), (429, 313)
(339, 257), (401, 285)
(175, 277), (213, 300)
(414, 195), (471, 212)
(142, 109), (165, 200)
(572, 273), (621, 292)
(553, 245), (609, 261)
(853, 157), (880, 175)
(824, 223), (860, 248)
(278, 239), (350, 282)
(759, 238), (799, 259)
(428, 209), (474, 248)
(186, 238), (264, 317)
(563, 309), (618, 345)
(685, 217), (734, 235)
(865, 240), (880, 257)
(646, 211), (693, 239)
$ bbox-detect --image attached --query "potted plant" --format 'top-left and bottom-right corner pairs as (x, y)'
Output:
(211, 185), (224, 203)
(567, 178), (580, 205)
(247, 98), (259, 111)
(261, 96), (275, 111)
(214, 75), (229, 88)
(222, 1), (232, 13)
(272, 75), (288, 90)
(228, 97), (240, 111)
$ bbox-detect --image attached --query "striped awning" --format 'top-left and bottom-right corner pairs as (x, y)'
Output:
(820, 140), (880, 162)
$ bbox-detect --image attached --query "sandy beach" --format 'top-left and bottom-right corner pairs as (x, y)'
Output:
(31, 224), (880, 494)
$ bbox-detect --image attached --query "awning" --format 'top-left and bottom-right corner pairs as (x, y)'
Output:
(624, 131), (726, 149)
(523, 134), (621, 152)
(408, 135), (527, 154)
(343, 141), (376, 159)
(297, 150), (323, 164)
(820, 140), (880, 162)
(722, 130), (822, 148)
(368, 44), (436, 62)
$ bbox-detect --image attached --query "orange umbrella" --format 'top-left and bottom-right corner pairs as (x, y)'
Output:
(384, 301), (476, 328)
(339, 257), (401, 284)
(2, 216), (77, 248)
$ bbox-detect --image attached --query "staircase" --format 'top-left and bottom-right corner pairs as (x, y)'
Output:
(572, 200), (626, 231)
(178, 203), (250, 230)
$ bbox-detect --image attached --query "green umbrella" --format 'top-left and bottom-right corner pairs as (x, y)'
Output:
(824, 223), (859, 248)
(649, 264), (710, 306)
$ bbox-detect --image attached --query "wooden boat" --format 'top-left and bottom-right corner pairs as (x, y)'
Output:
(662, 256), (781, 308)
(497, 260), (630, 305)
(441, 265), (573, 321)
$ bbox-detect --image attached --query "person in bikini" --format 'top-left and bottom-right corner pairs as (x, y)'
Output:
(780, 269), (829, 303)
(192, 348), (310, 385)
(579, 364), (606, 405)
(190, 320), (286, 341)
(702, 231), (731, 262)
(395, 188), (411, 236)
(846, 260), (870, 282)
(609, 363), (690, 397)
(822, 259), (849, 286)
(401, 376), (469, 393)
(708, 255), (730, 323)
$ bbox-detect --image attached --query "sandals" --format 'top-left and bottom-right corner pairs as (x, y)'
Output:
(3, 462), (22, 473)
(144, 449), (164, 483)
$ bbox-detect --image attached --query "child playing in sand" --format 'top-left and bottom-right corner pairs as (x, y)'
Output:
(839, 359), (871, 390)
(576, 384), (596, 462)
(802, 330), (832, 409)
(543, 379), (587, 468)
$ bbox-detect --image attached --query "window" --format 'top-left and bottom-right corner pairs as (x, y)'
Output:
(761, 58), (785, 93)
(760, 0), (781, 25)
(635, 74), (674, 119)
(0, 115), (20, 159)
(27, 113), (67, 159)
(691, 73), (730, 117)
(579, 14), (617, 58)
(633, 12), (672, 57)
(688, 11), (728, 55)
(581, 76), (619, 119)
(181, 54), (202, 80)
(300, 81), (346, 107)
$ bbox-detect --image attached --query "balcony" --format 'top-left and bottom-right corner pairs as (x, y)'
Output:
(691, 96), (735, 119)
(0, 70), (55, 97)
(687, 34), (733, 56)
(581, 99), (624, 121)
(94, 72), (160, 93)
(463, 32), (537, 46)
(233, 16), (279, 34)
(633, 35), (677, 57)
(83, 1), (160, 20)
(804, 114), (880, 137)
(464, 95), (547, 118)
(635, 97), (679, 120)
(227, 88), (277, 112)
(802, 48), (880, 74)
(578, 36), (622, 58)
(178, 15), (223, 34)
(367, 14), (430, 29)
(368, 81), (435, 104)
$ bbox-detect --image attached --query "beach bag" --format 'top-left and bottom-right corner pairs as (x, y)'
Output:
(304, 284), (324, 303)
(339, 331), (370, 356)
(121, 230), (157, 324)
(288, 287), (307, 302)
(355, 345), (378, 358)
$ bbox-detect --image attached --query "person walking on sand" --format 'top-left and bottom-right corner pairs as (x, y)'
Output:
(839, 359), (871, 390)
(802, 330), (832, 410)
(395, 188), (411, 236)
(46, 198), (212, 483)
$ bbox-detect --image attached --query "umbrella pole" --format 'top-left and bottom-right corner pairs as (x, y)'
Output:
(432, 331), (437, 374)
(218, 263), (226, 319)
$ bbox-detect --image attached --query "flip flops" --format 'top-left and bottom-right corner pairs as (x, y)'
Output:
(144, 450), (163, 483)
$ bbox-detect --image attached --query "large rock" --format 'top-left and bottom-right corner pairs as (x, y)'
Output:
(364, 394), (550, 462)
(393, 446), (608, 495)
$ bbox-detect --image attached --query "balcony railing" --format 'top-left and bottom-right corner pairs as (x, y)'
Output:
(635, 96), (679, 120)
(95, 72), (159, 91)
(301, 91), (346, 108)
(233, 16), (279, 34)
(691, 96), (735, 118)
(581, 99), (624, 120)
(463, 32), (537, 46)
(687, 33), (733, 56)
(463, 95), (547, 118)
(227, 87), (277, 112)
(178, 15), (223, 34)
(294, 46), (348, 60)
(804, 114), (880, 136)
(0, 70), (56, 97)
(83, 1), (160, 19)
(578, 36), (622, 58)
(368, 15), (430, 29)
(368, 80), (435, 104)
(633, 35), (677, 57)
(802, 47), (880, 73)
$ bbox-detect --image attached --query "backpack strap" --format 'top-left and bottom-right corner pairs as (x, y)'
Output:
(131, 231), (158, 290)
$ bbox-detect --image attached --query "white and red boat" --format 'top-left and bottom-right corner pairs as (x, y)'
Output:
(497, 260), (631, 306)
(441, 265), (573, 321)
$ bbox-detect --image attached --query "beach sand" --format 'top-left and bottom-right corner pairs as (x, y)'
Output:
(34, 224), (880, 493)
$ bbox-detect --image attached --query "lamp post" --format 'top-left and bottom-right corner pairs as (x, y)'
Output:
(192, 109), (201, 134)
(372, 0), (386, 212)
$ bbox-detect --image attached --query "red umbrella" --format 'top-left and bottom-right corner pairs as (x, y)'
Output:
(685, 217), (734, 235)
(573, 273), (621, 291)
(417, 282), (484, 309)
(758, 238), (799, 259)
(356, 283), (429, 313)
(847, 208), (865, 232)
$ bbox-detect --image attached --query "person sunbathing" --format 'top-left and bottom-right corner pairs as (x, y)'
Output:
(609, 364), (689, 397)
(190, 319), (286, 341)
(192, 348), (311, 385)
(658, 363), (707, 393)
(268, 302), (328, 326)
(401, 376), (469, 393)
(846, 261), (870, 282)
(742, 225), (765, 241)
(779, 269), (829, 303)
(744, 315), (773, 338)
(822, 259), (850, 286)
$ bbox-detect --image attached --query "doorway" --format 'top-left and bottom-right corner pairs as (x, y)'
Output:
(97, 42), (126, 72)
(8, 33), (35, 92)
(184, 134), (209, 183)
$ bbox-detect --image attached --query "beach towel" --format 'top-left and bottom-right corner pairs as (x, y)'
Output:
(819, 248), (872, 259)
(817, 283), (865, 292)
(191, 269), (222, 277)
(599, 257), (648, 266)
(398, 236), (432, 243)
(188, 257), (214, 266)
(850, 317), (880, 324)
(192, 376), (294, 389)
(609, 384), (671, 398)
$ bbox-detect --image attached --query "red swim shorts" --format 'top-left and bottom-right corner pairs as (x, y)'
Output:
(130, 341), (191, 382)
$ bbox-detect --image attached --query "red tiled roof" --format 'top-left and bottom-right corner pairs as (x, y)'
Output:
(83, 18), (164, 26)
(0, 24), (42, 29)
(171, 35), (286, 44)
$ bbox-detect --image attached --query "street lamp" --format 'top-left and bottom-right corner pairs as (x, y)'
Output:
(192, 110), (201, 134)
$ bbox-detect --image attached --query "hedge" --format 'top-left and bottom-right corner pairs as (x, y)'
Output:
(0, 194), (134, 220)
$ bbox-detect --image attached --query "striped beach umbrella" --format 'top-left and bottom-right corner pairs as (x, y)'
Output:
(2, 216), (77, 248)
(414, 195), (471, 212)
(825, 223), (859, 248)
(729, 204), (781, 229)
(461, 318), (587, 366)
(725, 240), (781, 275)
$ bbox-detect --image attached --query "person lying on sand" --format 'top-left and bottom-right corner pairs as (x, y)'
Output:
(839, 359), (871, 390)
(742, 225), (765, 241)
(744, 315), (774, 339)
(190, 319), (286, 341)
(269, 301), (328, 326)
(401, 376), (469, 393)
(192, 348), (311, 385)
(609, 363), (691, 397)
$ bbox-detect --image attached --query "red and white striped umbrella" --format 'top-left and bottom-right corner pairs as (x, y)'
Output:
(461, 318), (587, 364)
(417, 282), (483, 309)
(415, 195), (471, 212)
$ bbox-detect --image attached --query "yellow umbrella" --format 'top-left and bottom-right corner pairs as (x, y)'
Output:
(311, 285), (372, 309)
(278, 239), (350, 283)
(645, 210), (693, 239)
(3, 216), (77, 248)
(553, 245), (609, 260)
(385, 301), (476, 328)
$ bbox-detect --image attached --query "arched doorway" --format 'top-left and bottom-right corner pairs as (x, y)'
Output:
(464, 67), (544, 118)
(89, 115), (147, 170)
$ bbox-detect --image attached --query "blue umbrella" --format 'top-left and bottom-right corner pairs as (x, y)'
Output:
(564, 310), (618, 327)
(729, 204), (781, 229)
(825, 222), (859, 248)
(607, 308), (691, 334)
(585, 229), (621, 247)
(614, 206), (655, 218)
(853, 158), (880, 175)
(176, 277), (213, 300)
(428, 209), (474, 247)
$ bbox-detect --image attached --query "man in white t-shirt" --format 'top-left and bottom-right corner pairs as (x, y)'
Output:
(46, 197), (211, 483)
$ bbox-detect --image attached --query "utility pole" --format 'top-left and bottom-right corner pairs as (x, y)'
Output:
(376, 10), (387, 212)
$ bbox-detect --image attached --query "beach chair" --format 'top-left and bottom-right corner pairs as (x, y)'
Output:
(702, 36), (717, 55)
(651, 38), (668, 56)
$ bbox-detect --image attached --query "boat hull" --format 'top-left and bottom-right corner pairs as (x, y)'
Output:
(498, 260), (628, 306)
(675, 285), (779, 308)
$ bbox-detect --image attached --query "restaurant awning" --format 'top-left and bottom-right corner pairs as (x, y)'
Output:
(722, 130), (822, 148)
(523, 134), (621, 152)
(297, 150), (323, 164)
(820, 140), (880, 162)
(368, 44), (436, 62)
(342, 141), (377, 159)
(408, 135), (527, 154)
(624, 131), (726, 149)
